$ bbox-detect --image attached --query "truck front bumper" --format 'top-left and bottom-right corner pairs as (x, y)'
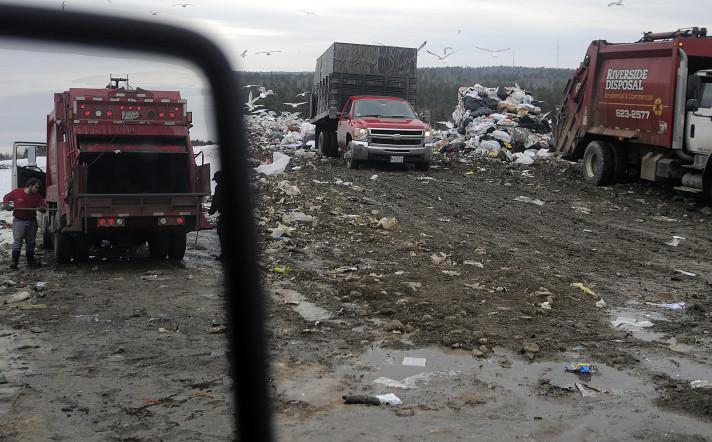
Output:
(351, 141), (433, 163)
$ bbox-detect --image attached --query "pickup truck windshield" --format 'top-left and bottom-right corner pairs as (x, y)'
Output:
(353, 99), (417, 119)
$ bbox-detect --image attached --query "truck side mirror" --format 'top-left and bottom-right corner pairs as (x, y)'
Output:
(328, 106), (339, 119)
(421, 110), (431, 123)
(687, 75), (701, 100)
(686, 98), (700, 112)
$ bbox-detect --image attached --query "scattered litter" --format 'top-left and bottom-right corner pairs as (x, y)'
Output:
(666, 235), (686, 247)
(595, 299), (607, 309)
(674, 269), (696, 277)
(655, 302), (686, 310)
(276, 180), (301, 196)
(403, 357), (426, 367)
(374, 377), (415, 389)
(34, 281), (46, 291)
(376, 217), (397, 229)
(690, 380), (712, 389)
(514, 196), (545, 206)
(273, 266), (290, 274)
(282, 211), (313, 223)
(254, 151), (290, 175)
(9, 291), (31, 303)
(575, 382), (604, 397)
(570, 283), (597, 297)
(565, 362), (595, 374)
(611, 317), (654, 329)
(343, 395), (380, 405)
(376, 393), (402, 405)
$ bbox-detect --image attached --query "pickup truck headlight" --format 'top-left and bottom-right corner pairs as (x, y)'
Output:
(424, 130), (432, 143)
(353, 128), (368, 140)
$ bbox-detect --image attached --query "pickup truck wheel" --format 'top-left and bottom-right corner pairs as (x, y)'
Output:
(53, 232), (72, 264)
(345, 142), (360, 169)
(149, 232), (169, 259)
(168, 232), (187, 259)
(582, 140), (614, 186)
(415, 161), (431, 172)
(74, 234), (90, 262)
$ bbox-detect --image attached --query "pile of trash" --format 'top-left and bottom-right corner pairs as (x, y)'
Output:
(244, 112), (316, 151)
(432, 83), (554, 165)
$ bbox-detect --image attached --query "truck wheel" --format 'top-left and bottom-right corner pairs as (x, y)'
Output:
(610, 143), (627, 184)
(42, 223), (53, 249)
(53, 232), (72, 264)
(328, 131), (339, 157)
(345, 142), (360, 169)
(149, 232), (169, 259)
(318, 131), (330, 156)
(74, 234), (90, 262)
(582, 140), (614, 186)
(415, 161), (431, 172)
(168, 232), (187, 259)
(703, 161), (712, 204)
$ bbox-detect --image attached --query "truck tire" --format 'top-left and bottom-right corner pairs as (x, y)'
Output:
(74, 234), (90, 262)
(345, 142), (361, 169)
(53, 232), (72, 264)
(318, 131), (330, 156)
(42, 223), (53, 249)
(328, 131), (339, 157)
(168, 232), (187, 259)
(149, 232), (170, 259)
(703, 160), (712, 204)
(610, 143), (627, 184)
(582, 140), (614, 186)
(415, 161), (431, 172)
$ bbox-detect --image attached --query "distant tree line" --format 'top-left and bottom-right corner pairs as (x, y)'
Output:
(237, 66), (574, 125)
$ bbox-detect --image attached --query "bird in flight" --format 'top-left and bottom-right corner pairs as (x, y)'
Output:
(437, 121), (455, 129)
(607, 0), (623, 6)
(284, 102), (307, 108)
(255, 51), (282, 56)
(245, 91), (260, 111)
(426, 49), (458, 62)
(149, 11), (160, 15)
(258, 86), (274, 98)
(240, 50), (248, 58)
(296, 91), (310, 97)
(417, 41), (427, 53)
(475, 46), (511, 57)
(61, 1), (66, 11)
(172, 3), (192, 8)
(297, 9), (318, 16)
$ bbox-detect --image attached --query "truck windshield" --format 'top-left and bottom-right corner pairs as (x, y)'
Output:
(700, 81), (712, 109)
(353, 100), (417, 119)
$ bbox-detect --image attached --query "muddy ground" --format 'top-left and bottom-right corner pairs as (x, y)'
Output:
(1, 142), (712, 440)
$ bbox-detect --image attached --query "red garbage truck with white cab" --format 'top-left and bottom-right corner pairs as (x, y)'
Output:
(309, 42), (434, 170)
(13, 76), (212, 263)
(553, 27), (712, 201)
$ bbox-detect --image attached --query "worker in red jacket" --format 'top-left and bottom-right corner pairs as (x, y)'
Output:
(3, 177), (47, 269)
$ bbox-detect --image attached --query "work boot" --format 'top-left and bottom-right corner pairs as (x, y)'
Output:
(9, 250), (20, 270)
(26, 251), (41, 268)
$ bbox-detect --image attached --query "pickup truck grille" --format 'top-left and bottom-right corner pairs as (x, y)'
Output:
(369, 129), (423, 147)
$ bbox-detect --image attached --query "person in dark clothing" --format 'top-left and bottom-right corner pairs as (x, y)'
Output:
(3, 178), (47, 269)
(208, 171), (225, 261)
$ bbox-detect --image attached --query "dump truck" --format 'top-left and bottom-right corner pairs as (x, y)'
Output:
(553, 27), (712, 201)
(309, 42), (433, 170)
(12, 76), (212, 263)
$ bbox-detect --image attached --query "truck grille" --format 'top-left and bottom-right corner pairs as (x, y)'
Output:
(369, 129), (423, 147)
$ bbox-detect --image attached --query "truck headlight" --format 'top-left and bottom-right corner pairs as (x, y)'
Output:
(354, 128), (368, 140)
(424, 130), (432, 143)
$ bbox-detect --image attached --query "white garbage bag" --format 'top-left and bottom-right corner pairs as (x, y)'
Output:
(254, 151), (290, 175)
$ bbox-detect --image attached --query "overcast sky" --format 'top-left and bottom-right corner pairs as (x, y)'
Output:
(0, 0), (709, 151)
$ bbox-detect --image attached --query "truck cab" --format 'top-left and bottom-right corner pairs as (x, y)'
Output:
(685, 70), (712, 155)
(336, 95), (433, 170)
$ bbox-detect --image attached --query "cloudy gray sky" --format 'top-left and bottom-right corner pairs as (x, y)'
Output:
(0, 0), (709, 151)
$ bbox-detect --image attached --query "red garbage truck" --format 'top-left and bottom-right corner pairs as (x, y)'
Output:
(13, 77), (212, 263)
(309, 42), (434, 170)
(553, 27), (712, 201)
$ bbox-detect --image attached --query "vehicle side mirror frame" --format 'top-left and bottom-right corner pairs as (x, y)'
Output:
(686, 98), (700, 112)
(0, 5), (271, 441)
(328, 105), (340, 119)
(421, 110), (431, 123)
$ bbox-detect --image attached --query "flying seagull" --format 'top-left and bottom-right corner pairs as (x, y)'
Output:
(258, 86), (274, 98)
(426, 49), (459, 62)
(297, 9), (318, 16)
(255, 51), (282, 56)
(240, 50), (248, 58)
(245, 91), (260, 111)
(242, 84), (259, 89)
(284, 102), (307, 108)
(475, 46), (511, 57)
(149, 11), (160, 15)
(296, 91), (310, 97)
(437, 121), (455, 129)
(607, 0), (623, 6)
(417, 41), (427, 53)
(172, 3), (192, 7)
